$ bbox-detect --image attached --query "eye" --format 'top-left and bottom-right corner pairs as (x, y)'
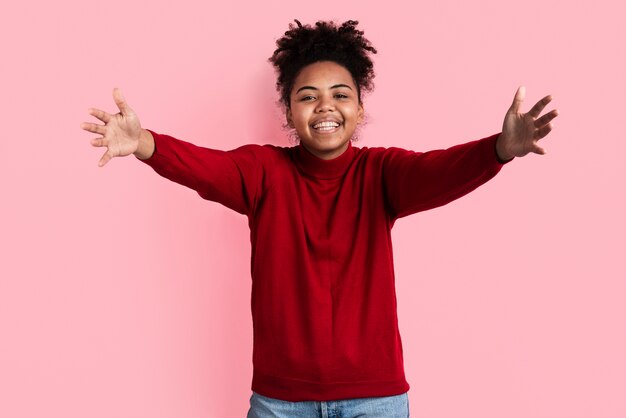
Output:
(301, 95), (315, 101)
(335, 93), (348, 99)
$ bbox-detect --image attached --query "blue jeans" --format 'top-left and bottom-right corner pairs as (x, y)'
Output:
(247, 391), (410, 418)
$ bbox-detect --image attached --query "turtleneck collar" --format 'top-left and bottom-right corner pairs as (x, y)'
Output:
(293, 141), (357, 179)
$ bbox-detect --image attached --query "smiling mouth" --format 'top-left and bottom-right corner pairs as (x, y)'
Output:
(312, 122), (342, 133)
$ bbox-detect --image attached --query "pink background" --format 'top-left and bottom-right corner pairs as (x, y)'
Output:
(1, 0), (624, 417)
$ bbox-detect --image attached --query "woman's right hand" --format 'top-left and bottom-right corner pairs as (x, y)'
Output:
(81, 88), (143, 167)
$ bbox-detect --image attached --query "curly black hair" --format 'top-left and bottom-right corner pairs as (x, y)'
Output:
(268, 19), (378, 111)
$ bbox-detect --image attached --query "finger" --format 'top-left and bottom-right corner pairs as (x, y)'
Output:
(113, 87), (133, 116)
(534, 109), (559, 128)
(88, 107), (111, 124)
(98, 151), (112, 167)
(527, 95), (553, 119)
(533, 122), (553, 140)
(532, 143), (546, 155)
(509, 85), (526, 114)
(81, 122), (106, 135)
(90, 137), (107, 147)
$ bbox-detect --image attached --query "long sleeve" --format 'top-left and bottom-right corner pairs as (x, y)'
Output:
(136, 129), (263, 216)
(382, 132), (510, 220)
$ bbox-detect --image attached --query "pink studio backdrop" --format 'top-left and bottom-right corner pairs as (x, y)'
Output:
(1, 0), (624, 417)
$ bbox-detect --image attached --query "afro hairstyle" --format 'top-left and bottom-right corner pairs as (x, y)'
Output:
(268, 19), (378, 112)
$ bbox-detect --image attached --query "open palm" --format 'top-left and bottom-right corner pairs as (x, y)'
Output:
(80, 88), (142, 167)
(498, 86), (559, 160)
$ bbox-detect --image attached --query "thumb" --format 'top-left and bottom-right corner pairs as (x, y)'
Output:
(509, 85), (525, 114)
(113, 87), (133, 116)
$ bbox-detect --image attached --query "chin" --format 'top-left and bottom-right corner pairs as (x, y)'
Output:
(316, 136), (348, 147)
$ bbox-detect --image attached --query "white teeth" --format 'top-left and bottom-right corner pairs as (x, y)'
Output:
(313, 121), (340, 129)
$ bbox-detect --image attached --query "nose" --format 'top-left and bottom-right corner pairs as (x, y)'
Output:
(315, 94), (335, 112)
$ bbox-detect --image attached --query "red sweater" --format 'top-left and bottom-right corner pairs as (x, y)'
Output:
(138, 129), (510, 402)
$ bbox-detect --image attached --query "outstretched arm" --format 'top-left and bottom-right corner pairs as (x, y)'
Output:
(495, 86), (559, 162)
(81, 88), (263, 216)
(382, 86), (560, 219)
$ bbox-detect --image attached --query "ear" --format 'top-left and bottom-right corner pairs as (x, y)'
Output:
(357, 102), (365, 124)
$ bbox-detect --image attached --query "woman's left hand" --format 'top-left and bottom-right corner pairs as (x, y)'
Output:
(496, 86), (559, 161)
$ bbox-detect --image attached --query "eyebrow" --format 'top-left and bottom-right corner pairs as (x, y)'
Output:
(295, 84), (353, 94)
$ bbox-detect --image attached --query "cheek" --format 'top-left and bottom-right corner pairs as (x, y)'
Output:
(292, 109), (310, 127)
(294, 119), (308, 131)
(290, 115), (308, 133)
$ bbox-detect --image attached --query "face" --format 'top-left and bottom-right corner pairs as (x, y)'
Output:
(286, 61), (364, 160)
